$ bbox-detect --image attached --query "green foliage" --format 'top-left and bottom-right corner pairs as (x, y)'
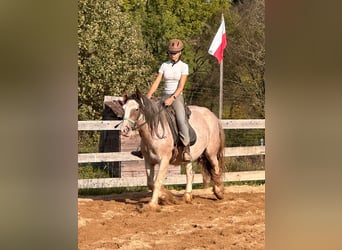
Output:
(78, 131), (100, 153)
(225, 0), (265, 119)
(78, 182), (264, 196)
(225, 129), (265, 147)
(224, 156), (265, 172)
(78, 164), (109, 179)
(128, 0), (231, 71)
(78, 0), (154, 120)
(189, 0), (265, 120)
(224, 180), (265, 186)
(78, 186), (149, 196)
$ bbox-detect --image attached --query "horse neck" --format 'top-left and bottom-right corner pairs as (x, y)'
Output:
(137, 112), (169, 143)
(136, 117), (149, 138)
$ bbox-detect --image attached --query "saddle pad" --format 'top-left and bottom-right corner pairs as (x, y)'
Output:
(164, 105), (197, 146)
(188, 124), (197, 146)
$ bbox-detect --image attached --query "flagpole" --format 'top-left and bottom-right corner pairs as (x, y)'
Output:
(208, 13), (226, 119)
(219, 59), (223, 119)
(219, 13), (224, 119)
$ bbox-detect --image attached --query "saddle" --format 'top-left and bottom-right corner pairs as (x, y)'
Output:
(164, 104), (197, 160)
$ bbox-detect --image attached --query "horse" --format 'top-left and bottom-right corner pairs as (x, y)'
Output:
(120, 89), (225, 210)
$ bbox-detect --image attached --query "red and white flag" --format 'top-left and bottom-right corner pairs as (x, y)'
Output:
(208, 16), (227, 63)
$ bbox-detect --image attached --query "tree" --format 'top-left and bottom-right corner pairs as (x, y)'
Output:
(78, 0), (154, 120)
(189, 0), (265, 119)
(226, 0), (265, 118)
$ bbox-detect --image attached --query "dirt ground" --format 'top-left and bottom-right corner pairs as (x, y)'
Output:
(78, 185), (265, 250)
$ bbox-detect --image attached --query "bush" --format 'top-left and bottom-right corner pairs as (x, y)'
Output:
(224, 156), (265, 172)
(78, 164), (110, 179)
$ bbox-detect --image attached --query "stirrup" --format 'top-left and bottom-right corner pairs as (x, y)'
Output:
(183, 152), (192, 162)
(182, 146), (192, 162)
(182, 150), (192, 162)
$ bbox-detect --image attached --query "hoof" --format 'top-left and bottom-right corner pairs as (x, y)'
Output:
(159, 187), (177, 205)
(213, 185), (225, 200)
(158, 193), (177, 205)
(184, 192), (193, 203)
(136, 203), (161, 213)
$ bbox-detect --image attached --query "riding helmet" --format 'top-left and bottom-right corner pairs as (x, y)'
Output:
(168, 39), (184, 53)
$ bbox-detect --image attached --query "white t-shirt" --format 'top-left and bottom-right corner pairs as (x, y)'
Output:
(158, 60), (189, 95)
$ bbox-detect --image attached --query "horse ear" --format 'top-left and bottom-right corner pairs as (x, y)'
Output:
(122, 93), (128, 103)
(135, 88), (145, 107)
(135, 88), (145, 106)
(135, 88), (142, 99)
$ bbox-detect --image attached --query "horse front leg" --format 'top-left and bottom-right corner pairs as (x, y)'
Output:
(184, 162), (194, 203)
(144, 161), (155, 191)
(149, 158), (169, 209)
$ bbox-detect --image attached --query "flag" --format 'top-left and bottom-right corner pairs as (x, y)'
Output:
(208, 16), (227, 63)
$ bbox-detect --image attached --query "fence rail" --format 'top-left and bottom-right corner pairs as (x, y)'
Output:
(78, 119), (265, 189)
(78, 146), (265, 163)
(78, 119), (265, 131)
(78, 171), (265, 189)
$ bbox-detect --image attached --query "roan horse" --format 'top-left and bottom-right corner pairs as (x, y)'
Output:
(121, 90), (225, 210)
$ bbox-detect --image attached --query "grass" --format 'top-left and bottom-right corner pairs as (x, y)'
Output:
(78, 164), (110, 179)
(78, 180), (265, 196)
(78, 186), (149, 196)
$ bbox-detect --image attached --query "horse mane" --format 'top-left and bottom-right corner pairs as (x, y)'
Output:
(128, 93), (166, 138)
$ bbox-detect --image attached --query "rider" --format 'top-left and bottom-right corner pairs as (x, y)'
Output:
(132, 39), (192, 162)
(146, 38), (192, 162)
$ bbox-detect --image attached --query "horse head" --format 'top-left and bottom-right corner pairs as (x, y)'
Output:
(120, 89), (145, 137)
(121, 89), (166, 138)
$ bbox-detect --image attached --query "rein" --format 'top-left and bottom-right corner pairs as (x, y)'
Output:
(123, 114), (146, 131)
(129, 101), (167, 138)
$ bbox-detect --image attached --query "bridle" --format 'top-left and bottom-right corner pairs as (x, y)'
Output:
(123, 115), (146, 131)
(121, 98), (167, 139)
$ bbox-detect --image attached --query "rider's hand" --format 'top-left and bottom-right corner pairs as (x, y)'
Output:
(164, 97), (174, 106)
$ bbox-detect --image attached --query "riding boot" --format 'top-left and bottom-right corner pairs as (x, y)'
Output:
(131, 150), (143, 159)
(183, 144), (192, 162)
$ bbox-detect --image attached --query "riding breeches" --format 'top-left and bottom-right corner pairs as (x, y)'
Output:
(168, 94), (190, 146)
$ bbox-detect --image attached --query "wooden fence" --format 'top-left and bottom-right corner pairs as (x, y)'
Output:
(78, 119), (265, 189)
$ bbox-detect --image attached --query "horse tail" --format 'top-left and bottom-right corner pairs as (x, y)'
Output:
(199, 120), (226, 188)
(217, 121), (225, 171)
(199, 156), (212, 188)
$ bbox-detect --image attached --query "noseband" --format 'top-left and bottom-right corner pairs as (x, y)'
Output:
(123, 97), (166, 139)
(124, 115), (146, 131)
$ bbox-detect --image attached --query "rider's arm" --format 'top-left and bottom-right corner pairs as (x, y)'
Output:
(146, 73), (163, 99)
(173, 74), (187, 98)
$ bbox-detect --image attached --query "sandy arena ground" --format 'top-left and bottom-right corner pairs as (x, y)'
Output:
(78, 185), (265, 250)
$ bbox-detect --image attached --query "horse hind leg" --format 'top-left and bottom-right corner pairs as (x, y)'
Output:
(199, 156), (211, 189)
(184, 162), (194, 203)
(203, 154), (224, 200)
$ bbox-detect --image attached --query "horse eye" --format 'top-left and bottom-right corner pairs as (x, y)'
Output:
(135, 108), (139, 111)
